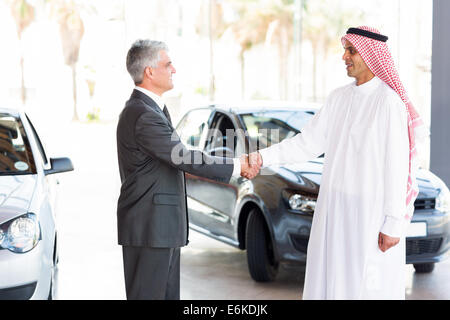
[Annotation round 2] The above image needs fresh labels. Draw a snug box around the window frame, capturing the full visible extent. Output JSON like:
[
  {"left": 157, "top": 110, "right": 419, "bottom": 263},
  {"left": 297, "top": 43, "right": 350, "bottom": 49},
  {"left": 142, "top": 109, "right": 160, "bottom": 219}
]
[
  {"left": 204, "top": 111, "right": 239, "bottom": 157},
  {"left": 25, "top": 114, "right": 50, "bottom": 169},
  {"left": 176, "top": 108, "right": 213, "bottom": 151}
]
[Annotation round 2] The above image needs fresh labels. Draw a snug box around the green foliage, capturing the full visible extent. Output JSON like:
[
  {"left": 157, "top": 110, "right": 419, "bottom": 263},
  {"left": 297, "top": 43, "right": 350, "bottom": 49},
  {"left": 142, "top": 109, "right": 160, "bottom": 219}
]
[
  {"left": 86, "top": 107, "right": 100, "bottom": 122},
  {"left": 302, "top": 0, "right": 366, "bottom": 54},
  {"left": 195, "top": 86, "right": 208, "bottom": 96}
]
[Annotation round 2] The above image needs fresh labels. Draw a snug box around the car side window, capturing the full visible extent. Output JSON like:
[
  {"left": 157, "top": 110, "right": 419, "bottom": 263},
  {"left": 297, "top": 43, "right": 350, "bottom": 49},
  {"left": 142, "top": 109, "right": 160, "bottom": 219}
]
[
  {"left": 176, "top": 109, "right": 211, "bottom": 150},
  {"left": 25, "top": 114, "right": 49, "bottom": 166},
  {"left": 204, "top": 113, "right": 237, "bottom": 157}
]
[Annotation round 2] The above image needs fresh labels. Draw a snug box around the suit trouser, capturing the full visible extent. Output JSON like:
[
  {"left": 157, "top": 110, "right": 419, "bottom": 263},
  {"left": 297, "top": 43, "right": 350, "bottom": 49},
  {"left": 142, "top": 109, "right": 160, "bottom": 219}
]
[{"left": 122, "top": 246, "right": 180, "bottom": 300}]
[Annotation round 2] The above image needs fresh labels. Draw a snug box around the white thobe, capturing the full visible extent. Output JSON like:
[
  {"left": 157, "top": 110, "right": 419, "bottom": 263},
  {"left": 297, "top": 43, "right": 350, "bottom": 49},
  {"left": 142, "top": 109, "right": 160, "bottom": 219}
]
[{"left": 259, "top": 76, "right": 410, "bottom": 299}]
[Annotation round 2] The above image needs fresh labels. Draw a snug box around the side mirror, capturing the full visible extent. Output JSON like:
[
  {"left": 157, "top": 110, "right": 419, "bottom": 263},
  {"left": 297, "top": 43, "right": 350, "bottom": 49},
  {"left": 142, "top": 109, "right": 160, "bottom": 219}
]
[{"left": 44, "top": 157, "right": 74, "bottom": 175}]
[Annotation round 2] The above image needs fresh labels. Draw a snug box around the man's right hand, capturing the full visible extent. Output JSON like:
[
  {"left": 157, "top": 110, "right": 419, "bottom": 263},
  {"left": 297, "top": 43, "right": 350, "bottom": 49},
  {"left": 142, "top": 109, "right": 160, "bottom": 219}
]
[
  {"left": 240, "top": 154, "right": 260, "bottom": 179},
  {"left": 248, "top": 152, "right": 263, "bottom": 168}
]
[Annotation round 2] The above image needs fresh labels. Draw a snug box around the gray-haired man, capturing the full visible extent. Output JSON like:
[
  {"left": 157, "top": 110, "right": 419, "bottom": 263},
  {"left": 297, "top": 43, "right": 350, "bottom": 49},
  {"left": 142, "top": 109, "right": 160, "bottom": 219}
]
[{"left": 116, "top": 40, "right": 257, "bottom": 300}]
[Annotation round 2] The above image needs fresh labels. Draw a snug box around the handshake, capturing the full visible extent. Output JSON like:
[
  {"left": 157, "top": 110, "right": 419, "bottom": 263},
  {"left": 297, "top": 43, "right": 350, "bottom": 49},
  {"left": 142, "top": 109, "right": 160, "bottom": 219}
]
[{"left": 239, "top": 152, "right": 263, "bottom": 179}]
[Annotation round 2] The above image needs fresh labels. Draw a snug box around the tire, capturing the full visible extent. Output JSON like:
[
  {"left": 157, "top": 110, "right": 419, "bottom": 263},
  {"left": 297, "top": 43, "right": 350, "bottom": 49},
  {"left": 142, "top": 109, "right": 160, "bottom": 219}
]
[
  {"left": 246, "top": 209, "right": 279, "bottom": 282},
  {"left": 413, "top": 263, "right": 435, "bottom": 273}
]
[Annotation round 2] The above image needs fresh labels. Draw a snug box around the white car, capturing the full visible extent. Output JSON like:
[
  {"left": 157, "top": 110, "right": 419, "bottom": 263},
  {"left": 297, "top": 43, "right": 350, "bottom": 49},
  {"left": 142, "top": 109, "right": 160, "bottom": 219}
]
[{"left": 0, "top": 109, "right": 73, "bottom": 300}]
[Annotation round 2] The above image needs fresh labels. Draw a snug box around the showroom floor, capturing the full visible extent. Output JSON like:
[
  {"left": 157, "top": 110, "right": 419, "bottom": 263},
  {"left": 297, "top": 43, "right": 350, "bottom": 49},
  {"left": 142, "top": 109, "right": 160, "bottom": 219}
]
[{"left": 44, "top": 121, "right": 450, "bottom": 300}]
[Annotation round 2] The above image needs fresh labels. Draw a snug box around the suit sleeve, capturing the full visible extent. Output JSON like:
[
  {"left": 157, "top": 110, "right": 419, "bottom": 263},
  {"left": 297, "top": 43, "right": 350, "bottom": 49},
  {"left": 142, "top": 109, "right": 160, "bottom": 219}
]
[
  {"left": 258, "top": 102, "right": 329, "bottom": 167},
  {"left": 134, "top": 111, "right": 233, "bottom": 183}
]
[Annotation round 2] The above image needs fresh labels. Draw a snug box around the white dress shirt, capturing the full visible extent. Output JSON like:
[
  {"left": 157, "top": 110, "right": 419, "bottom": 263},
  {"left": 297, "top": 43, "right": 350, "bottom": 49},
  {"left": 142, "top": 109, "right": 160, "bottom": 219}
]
[
  {"left": 134, "top": 86, "right": 165, "bottom": 111},
  {"left": 133, "top": 86, "right": 241, "bottom": 177}
]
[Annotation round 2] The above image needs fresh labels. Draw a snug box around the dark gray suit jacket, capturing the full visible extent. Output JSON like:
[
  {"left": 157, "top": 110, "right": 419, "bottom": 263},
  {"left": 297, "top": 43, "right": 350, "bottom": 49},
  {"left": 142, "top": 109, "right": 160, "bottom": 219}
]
[{"left": 116, "top": 89, "right": 233, "bottom": 248}]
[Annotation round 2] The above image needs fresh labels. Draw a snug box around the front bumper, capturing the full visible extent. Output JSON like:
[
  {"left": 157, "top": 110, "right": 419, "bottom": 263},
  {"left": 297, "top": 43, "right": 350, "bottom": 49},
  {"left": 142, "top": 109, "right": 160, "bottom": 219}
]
[
  {"left": 275, "top": 207, "right": 450, "bottom": 265},
  {"left": 406, "top": 209, "right": 450, "bottom": 264},
  {"left": 0, "top": 242, "right": 51, "bottom": 299},
  {"left": 0, "top": 282, "right": 37, "bottom": 300},
  {"left": 271, "top": 206, "right": 313, "bottom": 263}
]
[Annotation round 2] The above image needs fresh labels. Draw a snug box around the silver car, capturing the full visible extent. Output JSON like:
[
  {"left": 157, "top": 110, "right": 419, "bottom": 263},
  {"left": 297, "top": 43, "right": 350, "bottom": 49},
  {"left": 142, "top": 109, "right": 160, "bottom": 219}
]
[{"left": 0, "top": 109, "right": 73, "bottom": 300}]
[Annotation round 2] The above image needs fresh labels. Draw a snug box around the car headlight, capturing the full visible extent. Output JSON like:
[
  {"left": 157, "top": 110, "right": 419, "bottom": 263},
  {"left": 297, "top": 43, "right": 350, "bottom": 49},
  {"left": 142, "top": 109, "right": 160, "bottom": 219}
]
[
  {"left": 283, "top": 190, "right": 316, "bottom": 214},
  {"left": 436, "top": 185, "right": 450, "bottom": 213},
  {"left": 0, "top": 213, "right": 41, "bottom": 253}
]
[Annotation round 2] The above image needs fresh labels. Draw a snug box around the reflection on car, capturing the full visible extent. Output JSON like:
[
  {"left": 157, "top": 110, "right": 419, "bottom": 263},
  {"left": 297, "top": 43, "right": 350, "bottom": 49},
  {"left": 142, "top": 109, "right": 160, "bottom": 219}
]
[
  {"left": 0, "top": 109, "right": 73, "bottom": 299},
  {"left": 177, "top": 103, "right": 450, "bottom": 282}
]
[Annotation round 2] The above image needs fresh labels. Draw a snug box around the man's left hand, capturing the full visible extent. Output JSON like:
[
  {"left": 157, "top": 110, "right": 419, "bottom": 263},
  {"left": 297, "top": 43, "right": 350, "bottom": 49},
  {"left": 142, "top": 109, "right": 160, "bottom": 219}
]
[{"left": 378, "top": 232, "right": 400, "bottom": 252}]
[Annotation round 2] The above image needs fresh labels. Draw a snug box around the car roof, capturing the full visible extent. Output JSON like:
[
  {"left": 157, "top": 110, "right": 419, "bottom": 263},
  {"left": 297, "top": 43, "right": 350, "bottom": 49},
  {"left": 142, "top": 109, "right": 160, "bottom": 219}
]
[
  {"left": 192, "top": 101, "right": 321, "bottom": 115},
  {"left": 0, "top": 107, "right": 21, "bottom": 117}
]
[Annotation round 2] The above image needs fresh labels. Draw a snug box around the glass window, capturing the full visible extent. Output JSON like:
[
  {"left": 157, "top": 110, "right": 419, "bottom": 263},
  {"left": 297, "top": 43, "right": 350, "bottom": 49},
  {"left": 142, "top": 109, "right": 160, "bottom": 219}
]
[
  {"left": 240, "top": 110, "right": 315, "bottom": 149},
  {"left": 176, "top": 109, "right": 212, "bottom": 149},
  {"left": 0, "top": 114, "right": 36, "bottom": 175},
  {"left": 204, "top": 113, "right": 237, "bottom": 156}
]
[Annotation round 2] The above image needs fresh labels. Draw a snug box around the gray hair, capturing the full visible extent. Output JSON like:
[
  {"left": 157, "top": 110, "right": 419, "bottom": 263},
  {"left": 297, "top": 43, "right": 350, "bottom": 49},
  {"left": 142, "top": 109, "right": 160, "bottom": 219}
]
[{"left": 126, "top": 39, "right": 168, "bottom": 85}]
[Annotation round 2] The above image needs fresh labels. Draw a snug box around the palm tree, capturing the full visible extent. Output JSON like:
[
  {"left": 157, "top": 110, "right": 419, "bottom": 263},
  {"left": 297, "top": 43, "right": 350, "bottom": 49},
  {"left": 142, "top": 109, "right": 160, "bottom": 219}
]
[
  {"left": 262, "top": 1, "right": 295, "bottom": 100},
  {"left": 8, "top": 0, "right": 35, "bottom": 105},
  {"left": 195, "top": 0, "right": 227, "bottom": 100},
  {"left": 229, "top": 0, "right": 295, "bottom": 99},
  {"left": 49, "top": 0, "right": 85, "bottom": 121},
  {"left": 229, "top": 1, "right": 275, "bottom": 99},
  {"left": 302, "top": 0, "right": 365, "bottom": 101}
]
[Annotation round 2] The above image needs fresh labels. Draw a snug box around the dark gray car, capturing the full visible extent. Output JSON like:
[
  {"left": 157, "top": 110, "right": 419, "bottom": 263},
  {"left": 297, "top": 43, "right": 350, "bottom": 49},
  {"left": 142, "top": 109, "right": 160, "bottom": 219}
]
[{"left": 176, "top": 103, "right": 450, "bottom": 282}]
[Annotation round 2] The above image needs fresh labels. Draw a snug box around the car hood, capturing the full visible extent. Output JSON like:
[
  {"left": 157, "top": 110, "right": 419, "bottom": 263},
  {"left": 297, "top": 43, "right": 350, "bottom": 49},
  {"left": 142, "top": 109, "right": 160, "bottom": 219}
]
[
  {"left": 266, "top": 159, "right": 323, "bottom": 190},
  {"left": 0, "top": 175, "right": 36, "bottom": 224},
  {"left": 269, "top": 158, "right": 440, "bottom": 199}
]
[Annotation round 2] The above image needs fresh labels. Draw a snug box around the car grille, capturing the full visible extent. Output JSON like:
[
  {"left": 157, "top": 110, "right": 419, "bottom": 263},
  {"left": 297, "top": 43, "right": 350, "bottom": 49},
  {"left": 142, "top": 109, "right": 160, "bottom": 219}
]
[
  {"left": 406, "top": 238, "right": 442, "bottom": 256},
  {"left": 292, "top": 234, "right": 443, "bottom": 257},
  {"left": 414, "top": 198, "right": 435, "bottom": 210}
]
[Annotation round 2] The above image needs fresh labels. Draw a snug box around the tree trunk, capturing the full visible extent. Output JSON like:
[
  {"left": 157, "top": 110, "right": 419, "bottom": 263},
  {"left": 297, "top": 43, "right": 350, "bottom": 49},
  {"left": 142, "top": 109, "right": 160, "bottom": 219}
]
[
  {"left": 312, "top": 42, "right": 318, "bottom": 102},
  {"left": 20, "top": 56, "right": 26, "bottom": 105},
  {"left": 71, "top": 64, "right": 79, "bottom": 121},
  {"left": 322, "top": 50, "right": 328, "bottom": 101},
  {"left": 240, "top": 48, "right": 245, "bottom": 99},
  {"left": 278, "top": 28, "right": 289, "bottom": 100},
  {"left": 208, "top": 0, "right": 215, "bottom": 101}
]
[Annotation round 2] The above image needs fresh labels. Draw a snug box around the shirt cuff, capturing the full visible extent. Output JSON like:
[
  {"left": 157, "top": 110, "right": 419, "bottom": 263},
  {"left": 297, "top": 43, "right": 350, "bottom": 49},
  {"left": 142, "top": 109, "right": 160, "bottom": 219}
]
[
  {"left": 258, "top": 149, "right": 269, "bottom": 167},
  {"left": 232, "top": 157, "right": 241, "bottom": 177},
  {"left": 380, "top": 216, "right": 405, "bottom": 238}
]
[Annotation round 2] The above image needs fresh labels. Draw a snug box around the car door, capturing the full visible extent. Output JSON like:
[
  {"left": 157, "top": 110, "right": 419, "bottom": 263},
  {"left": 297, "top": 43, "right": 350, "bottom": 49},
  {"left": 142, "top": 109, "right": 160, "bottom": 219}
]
[
  {"left": 176, "top": 108, "right": 217, "bottom": 231},
  {"left": 184, "top": 111, "right": 241, "bottom": 239}
]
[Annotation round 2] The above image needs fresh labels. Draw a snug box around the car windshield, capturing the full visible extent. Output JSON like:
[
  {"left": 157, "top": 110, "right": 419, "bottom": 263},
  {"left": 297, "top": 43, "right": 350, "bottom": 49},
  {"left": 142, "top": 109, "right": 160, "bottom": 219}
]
[
  {"left": 240, "top": 110, "right": 315, "bottom": 149},
  {"left": 0, "top": 113, "right": 36, "bottom": 175}
]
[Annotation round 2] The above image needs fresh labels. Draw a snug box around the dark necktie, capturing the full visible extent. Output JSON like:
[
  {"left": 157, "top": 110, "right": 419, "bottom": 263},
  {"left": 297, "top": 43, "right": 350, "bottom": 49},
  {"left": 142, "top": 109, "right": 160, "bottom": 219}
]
[{"left": 162, "top": 105, "right": 172, "bottom": 125}]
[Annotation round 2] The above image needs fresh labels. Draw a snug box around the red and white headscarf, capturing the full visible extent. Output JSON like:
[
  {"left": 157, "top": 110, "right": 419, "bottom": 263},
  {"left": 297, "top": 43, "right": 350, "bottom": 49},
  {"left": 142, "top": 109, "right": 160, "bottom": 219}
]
[{"left": 342, "top": 26, "right": 428, "bottom": 221}]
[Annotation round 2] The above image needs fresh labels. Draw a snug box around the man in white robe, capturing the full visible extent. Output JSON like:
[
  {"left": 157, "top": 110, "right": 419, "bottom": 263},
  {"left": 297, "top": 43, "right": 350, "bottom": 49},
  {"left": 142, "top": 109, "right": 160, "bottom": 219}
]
[{"left": 247, "top": 26, "right": 426, "bottom": 299}]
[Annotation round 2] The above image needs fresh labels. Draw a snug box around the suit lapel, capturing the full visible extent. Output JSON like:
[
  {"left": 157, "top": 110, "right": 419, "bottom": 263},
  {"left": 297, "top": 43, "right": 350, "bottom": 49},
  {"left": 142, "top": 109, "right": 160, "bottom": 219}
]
[
  {"left": 130, "top": 89, "right": 173, "bottom": 128},
  {"left": 162, "top": 106, "right": 172, "bottom": 125}
]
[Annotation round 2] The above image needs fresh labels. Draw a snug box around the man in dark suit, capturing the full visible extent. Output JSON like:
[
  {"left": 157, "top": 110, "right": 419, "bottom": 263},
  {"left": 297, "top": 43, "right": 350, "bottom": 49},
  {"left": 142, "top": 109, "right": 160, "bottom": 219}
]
[{"left": 116, "top": 40, "right": 259, "bottom": 300}]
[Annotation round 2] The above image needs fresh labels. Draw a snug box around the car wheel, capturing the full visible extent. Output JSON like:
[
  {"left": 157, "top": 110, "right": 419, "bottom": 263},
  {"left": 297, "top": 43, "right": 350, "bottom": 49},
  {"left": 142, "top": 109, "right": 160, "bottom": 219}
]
[
  {"left": 413, "top": 263, "right": 435, "bottom": 273},
  {"left": 246, "top": 209, "right": 279, "bottom": 282}
]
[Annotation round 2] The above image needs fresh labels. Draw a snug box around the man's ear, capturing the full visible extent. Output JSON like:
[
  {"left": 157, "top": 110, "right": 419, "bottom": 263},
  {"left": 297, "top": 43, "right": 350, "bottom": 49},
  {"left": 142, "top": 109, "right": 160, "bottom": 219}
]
[{"left": 144, "top": 66, "right": 153, "bottom": 80}]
